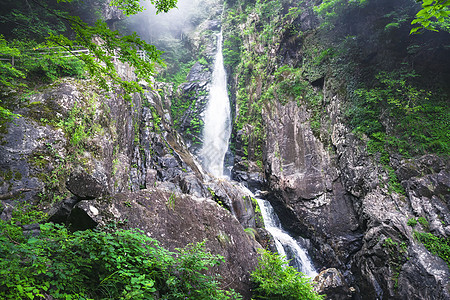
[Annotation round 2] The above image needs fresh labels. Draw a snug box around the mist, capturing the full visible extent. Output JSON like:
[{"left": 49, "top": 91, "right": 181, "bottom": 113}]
[{"left": 124, "top": 0, "right": 215, "bottom": 43}]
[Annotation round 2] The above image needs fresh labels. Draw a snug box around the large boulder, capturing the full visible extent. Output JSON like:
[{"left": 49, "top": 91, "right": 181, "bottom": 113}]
[
  {"left": 67, "top": 188, "right": 261, "bottom": 298},
  {"left": 314, "top": 268, "right": 353, "bottom": 300}
]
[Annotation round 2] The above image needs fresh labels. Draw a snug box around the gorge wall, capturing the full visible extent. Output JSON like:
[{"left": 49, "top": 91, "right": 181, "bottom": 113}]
[
  {"left": 0, "top": 0, "right": 449, "bottom": 299},
  {"left": 220, "top": 0, "right": 450, "bottom": 299}
]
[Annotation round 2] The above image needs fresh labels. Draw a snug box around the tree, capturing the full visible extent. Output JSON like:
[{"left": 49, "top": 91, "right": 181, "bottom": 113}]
[
  {"left": 0, "top": 0, "right": 178, "bottom": 121},
  {"left": 313, "top": 0, "right": 450, "bottom": 33},
  {"left": 411, "top": 0, "right": 450, "bottom": 33}
]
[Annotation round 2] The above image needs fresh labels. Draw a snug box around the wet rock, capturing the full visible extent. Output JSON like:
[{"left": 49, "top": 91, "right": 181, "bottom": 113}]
[
  {"left": 22, "top": 223, "right": 41, "bottom": 237},
  {"left": 255, "top": 228, "right": 277, "bottom": 253},
  {"left": 69, "top": 189, "right": 261, "bottom": 298},
  {"left": 186, "top": 62, "right": 211, "bottom": 82},
  {"left": 0, "top": 203, "right": 13, "bottom": 222},
  {"left": 314, "top": 268, "right": 353, "bottom": 300},
  {"left": 259, "top": 80, "right": 450, "bottom": 300},
  {"left": 206, "top": 179, "right": 257, "bottom": 228},
  {"left": 232, "top": 170, "right": 265, "bottom": 191},
  {"left": 397, "top": 244, "right": 450, "bottom": 300},
  {"left": 179, "top": 174, "right": 209, "bottom": 198},
  {"left": 66, "top": 172, "right": 108, "bottom": 199},
  {"left": 47, "top": 196, "right": 81, "bottom": 224}
]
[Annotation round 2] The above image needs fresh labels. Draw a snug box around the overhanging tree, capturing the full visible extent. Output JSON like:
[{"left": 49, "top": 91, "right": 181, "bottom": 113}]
[
  {"left": 0, "top": 0, "right": 178, "bottom": 121},
  {"left": 411, "top": 0, "right": 450, "bottom": 33}
]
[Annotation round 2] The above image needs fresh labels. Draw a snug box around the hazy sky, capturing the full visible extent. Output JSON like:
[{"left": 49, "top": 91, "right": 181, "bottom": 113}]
[{"left": 128, "top": 0, "right": 214, "bottom": 43}]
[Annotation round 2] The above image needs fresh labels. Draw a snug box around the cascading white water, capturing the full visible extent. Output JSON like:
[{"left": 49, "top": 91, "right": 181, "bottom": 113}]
[
  {"left": 200, "top": 31, "right": 231, "bottom": 178},
  {"left": 256, "top": 198, "right": 317, "bottom": 277},
  {"left": 199, "top": 29, "right": 316, "bottom": 278}
]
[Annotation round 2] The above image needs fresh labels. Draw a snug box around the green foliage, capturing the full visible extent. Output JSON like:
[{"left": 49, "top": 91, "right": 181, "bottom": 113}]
[
  {"left": 0, "top": 104, "right": 20, "bottom": 123},
  {"left": 0, "top": 0, "right": 180, "bottom": 101},
  {"left": 223, "top": 35, "right": 242, "bottom": 68},
  {"left": 407, "top": 218, "right": 418, "bottom": 227},
  {"left": 313, "top": 0, "right": 368, "bottom": 27},
  {"left": 263, "top": 65, "right": 323, "bottom": 136},
  {"left": 0, "top": 37, "right": 25, "bottom": 88},
  {"left": 347, "top": 69, "right": 449, "bottom": 191},
  {"left": 157, "top": 60, "right": 194, "bottom": 88},
  {"left": 0, "top": 223, "right": 241, "bottom": 299},
  {"left": 413, "top": 231, "right": 450, "bottom": 268},
  {"left": 251, "top": 249, "right": 324, "bottom": 300},
  {"left": 417, "top": 216, "right": 430, "bottom": 230},
  {"left": 411, "top": 0, "right": 450, "bottom": 33},
  {"left": 0, "top": 37, "right": 86, "bottom": 121},
  {"left": 167, "top": 192, "right": 176, "bottom": 210},
  {"left": 57, "top": 96, "right": 100, "bottom": 148},
  {"left": 0, "top": 203, "right": 47, "bottom": 243},
  {"left": 0, "top": 39, "right": 86, "bottom": 84},
  {"left": 382, "top": 237, "right": 408, "bottom": 289},
  {"left": 348, "top": 70, "right": 450, "bottom": 194},
  {"left": 244, "top": 227, "right": 258, "bottom": 240},
  {"left": 0, "top": 1, "right": 69, "bottom": 41},
  {"left": 207, "top": 187, "right": 227, "bottom": 209},
  {"left": 313, "top": 0, "right": 450, "bottom": 33}
]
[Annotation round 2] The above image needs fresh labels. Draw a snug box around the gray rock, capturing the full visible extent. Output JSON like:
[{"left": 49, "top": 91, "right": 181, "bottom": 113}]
[
  {"left": 68, "top": 189, "right": 261, "bottom": 298},
  {"left": 314, "top": 268, "right": 353, "bottom": 300},
  {"left": 397, "top": 244, "right": 450, "bottom": 300},
  {"left": 66, "top": 172, "right": 108, "bottom": 199}
]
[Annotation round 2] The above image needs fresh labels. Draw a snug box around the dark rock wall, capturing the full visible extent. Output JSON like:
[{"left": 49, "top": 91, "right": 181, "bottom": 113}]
[
  {"left": 0, "top": 67, "right": 261, "bottom": 297},
  {"left": 223, "top": 0, "right": 450, "bottom": 299}
]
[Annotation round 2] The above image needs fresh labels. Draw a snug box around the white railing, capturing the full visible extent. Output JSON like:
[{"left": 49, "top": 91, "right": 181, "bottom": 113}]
[{"left": 0, "top": 47, "right": 151, "bottom": 66}]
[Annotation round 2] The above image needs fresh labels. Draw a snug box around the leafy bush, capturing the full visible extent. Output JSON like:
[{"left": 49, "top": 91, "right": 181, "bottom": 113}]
[
  {"left": 251, "top": 249, "right": 324, "bottom": 300},
  {"left": 20, "top": 51, "right": 86, "bottom": 83},
  {"left": 407, "top": 218, "right": 417, "bottom": 227},
  {"left": 0, "top": 223, "right": 242, "bottom": 300},
  {"left": 313, "top": 0, "right": 368, "bottom": 28},
  {"left": 417, "top": 216, "right": 430, "bottom": 230},
  {"left": 347, "top": 69, "right": 449, "bottom": 194},
  {"left": 413, "top": 231, "right": 450, "bottom": 268},
  {"left": 223, "top": 35, "right": 242, "bottom": 68},
  {"left": 1, "top": 39, "right": 86, "bottom": 86}
]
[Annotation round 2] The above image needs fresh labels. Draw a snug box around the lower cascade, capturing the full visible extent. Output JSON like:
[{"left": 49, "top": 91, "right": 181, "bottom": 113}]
[
  {"left": 256, "top": 198, "right": 317, "bottom": 277},
  {"left": 237, "top": 185, "right": 318, "bottom": 277}
]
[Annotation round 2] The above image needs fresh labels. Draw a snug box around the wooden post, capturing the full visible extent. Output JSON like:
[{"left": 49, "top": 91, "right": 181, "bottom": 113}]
[{"left": 11, "top": 56, "right": 14, "bottom": 66}]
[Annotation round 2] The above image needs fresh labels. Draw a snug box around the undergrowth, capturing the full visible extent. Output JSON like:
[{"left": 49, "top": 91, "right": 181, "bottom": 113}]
[
  {"left": 0, "top": 222, "right": 242, "bottom": 300},
  {"left": 347, "top": 69, "right": 449, "bottom": 194},
  {"left": 251, "top": 249, "right": 324, "bottom": 300}
]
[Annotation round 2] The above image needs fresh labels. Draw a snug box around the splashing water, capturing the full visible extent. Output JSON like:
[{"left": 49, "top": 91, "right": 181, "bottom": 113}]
[{"left": 256, "top": 198, "right": 317, "bottom": 277}]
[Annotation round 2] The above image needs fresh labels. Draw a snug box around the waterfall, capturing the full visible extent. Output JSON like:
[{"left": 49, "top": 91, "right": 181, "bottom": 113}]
[
  {"left": 200, "top": 29, "right": 316, "bottom": 278},
  {"left": 256, "top": 197, "right": 317, "bottom": 277},
  {"left": 200, "top": 31, "right": 231, "bottom": 178}
]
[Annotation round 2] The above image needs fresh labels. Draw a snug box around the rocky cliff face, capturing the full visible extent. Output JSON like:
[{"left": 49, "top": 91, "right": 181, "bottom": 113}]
[
  {"left": 0, "top": 71, "right": 262, "bottom": 297},
  {"left": 223, "top": 0, "right": 450, "bottom": 299}
]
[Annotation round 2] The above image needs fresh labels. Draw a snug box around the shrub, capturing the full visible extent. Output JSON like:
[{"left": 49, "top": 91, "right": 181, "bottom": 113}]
[
  {"left": 417, "top": 217, "right": 429, "bottom": 230},
  {"left": 413, "top": 231, "right": 450, "bottom": 268},
  {"left": 407, "top": 218, "right": 417, "bottom": 227},
  {"left": 251, "top": 249, "right": 324, "bottom": 300},
  {"left": 0, "top": 223, "right": 242, "bottom": 299}
]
